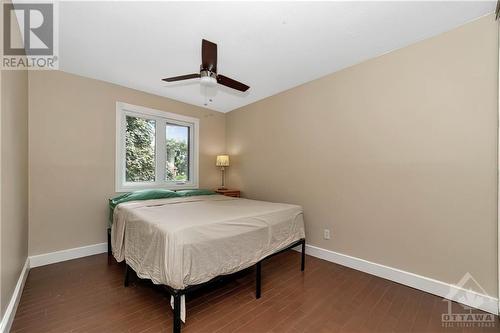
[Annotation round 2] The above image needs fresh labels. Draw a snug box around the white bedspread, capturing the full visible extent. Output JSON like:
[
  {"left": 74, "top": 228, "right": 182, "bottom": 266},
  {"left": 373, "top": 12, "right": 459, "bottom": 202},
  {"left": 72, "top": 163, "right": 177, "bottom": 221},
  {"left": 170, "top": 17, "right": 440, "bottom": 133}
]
[{"left": 112, "top": 195, "right": 305, "bottom": 291}]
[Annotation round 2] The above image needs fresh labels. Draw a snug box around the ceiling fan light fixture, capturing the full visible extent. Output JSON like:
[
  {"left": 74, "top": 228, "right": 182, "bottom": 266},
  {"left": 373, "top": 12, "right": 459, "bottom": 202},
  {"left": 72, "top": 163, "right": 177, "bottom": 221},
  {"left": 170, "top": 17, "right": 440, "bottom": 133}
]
[
  {"left": 162, "top": 39, "right": 250, "bottom": 93},
  {"left": 200, "top": 70, "right": 217, "bottom": 87}
]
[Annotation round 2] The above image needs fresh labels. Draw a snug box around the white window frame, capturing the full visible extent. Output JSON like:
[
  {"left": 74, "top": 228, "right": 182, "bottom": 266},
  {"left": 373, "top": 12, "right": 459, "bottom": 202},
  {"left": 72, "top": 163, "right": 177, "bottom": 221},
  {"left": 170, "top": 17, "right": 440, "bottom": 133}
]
[{"left": 115, "top": 102, "right": 199, "bottom": 192}]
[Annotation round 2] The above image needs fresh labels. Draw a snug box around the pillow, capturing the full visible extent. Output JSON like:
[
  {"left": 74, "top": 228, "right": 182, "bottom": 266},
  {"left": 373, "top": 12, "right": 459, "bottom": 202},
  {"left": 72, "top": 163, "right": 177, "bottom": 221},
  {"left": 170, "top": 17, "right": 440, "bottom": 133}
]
[
  {"left": 175, "top": 189, "right": 216, "bottom": 197},
  {"left": 109, "top": 189, "right": 181, "bottom": 222}
]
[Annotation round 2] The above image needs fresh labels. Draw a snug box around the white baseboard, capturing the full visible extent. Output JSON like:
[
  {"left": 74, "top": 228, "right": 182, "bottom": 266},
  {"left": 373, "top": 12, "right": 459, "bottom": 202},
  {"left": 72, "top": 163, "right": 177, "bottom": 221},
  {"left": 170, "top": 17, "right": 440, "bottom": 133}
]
[
  {"left": 0, "top": 258, "right": 30, "bottom": 333},
  {"left": 295, "top": 244, "right": 498, "bottom": 315},
  {"left": 29, "top": 242, "right": 107, "bottom": 268}
]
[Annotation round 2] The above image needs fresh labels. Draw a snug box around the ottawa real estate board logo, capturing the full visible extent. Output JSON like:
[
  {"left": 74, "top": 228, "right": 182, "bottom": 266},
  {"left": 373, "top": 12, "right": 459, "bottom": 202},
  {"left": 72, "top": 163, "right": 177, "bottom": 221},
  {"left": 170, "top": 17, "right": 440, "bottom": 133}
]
[
  {"left": 2, "top": 2, "right": 58, "bottom": 69},
  {"left": 441, "top": 273, "right": 496, "bottom": 329}
]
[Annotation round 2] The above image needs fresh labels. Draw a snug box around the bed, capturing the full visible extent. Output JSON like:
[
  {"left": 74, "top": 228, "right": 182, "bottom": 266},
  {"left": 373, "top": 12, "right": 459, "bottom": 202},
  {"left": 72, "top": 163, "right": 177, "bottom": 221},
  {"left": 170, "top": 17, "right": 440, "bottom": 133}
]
[{"left": 110, "top": 194, "right": 305, "bottom": 333}]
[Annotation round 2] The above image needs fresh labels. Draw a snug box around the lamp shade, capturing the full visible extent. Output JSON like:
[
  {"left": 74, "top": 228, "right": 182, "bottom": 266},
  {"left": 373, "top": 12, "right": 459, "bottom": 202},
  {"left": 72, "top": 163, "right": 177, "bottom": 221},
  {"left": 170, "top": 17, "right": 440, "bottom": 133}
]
[{"left": 216, "top": 155, "right": 230, "bottom": 167}]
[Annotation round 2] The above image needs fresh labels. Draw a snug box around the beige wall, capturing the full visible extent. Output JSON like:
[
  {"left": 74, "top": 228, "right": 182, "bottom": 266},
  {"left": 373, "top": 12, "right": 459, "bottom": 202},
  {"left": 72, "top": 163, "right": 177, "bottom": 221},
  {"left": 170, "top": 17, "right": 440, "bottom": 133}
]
[
  {"left": 28, "top": 70, "right": 226, "bottom": 255},
  {"left": 227, "top": 16, "right": 498, "bottom": 295},
  {"left": 1, "top": 68, "right": 29, "bottom": 315},
  {"left": 0, "top": 2, "right": 30, "bottom": 316}
]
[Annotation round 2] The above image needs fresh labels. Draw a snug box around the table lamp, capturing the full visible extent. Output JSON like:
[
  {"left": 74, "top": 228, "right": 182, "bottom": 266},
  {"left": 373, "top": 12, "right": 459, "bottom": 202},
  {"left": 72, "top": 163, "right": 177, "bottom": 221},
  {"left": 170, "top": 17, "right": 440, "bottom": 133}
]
[{"left": 216, "top": 155, "right": 230, "bottom": 189}]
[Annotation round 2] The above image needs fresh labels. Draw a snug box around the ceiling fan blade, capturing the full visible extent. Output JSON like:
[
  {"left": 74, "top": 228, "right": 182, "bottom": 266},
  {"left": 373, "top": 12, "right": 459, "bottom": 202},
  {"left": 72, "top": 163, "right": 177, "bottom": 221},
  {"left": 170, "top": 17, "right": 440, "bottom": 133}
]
[
  {"left": 217, "top": 75, "right": 249, "bottom": 92},
  {"left": 162, "top": 73, "right": 200, "bottom": 82},
  {"left": 202, "top": 39, "right": 217, "bottom": 72}
]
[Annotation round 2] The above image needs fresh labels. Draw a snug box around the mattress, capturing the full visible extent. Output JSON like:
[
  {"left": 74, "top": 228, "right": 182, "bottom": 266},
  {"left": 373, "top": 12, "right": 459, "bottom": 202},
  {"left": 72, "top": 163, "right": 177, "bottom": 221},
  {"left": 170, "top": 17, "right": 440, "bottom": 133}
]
[{"left": 111, "top": 194, "right": 305, "bottom": 290}]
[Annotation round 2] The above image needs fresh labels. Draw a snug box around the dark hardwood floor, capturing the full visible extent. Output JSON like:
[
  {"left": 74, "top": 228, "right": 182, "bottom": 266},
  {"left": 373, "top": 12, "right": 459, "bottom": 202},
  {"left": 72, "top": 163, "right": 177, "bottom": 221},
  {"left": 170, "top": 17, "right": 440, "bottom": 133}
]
[{"left": 11, "top": 251, "right": 499, "bottom": 333}]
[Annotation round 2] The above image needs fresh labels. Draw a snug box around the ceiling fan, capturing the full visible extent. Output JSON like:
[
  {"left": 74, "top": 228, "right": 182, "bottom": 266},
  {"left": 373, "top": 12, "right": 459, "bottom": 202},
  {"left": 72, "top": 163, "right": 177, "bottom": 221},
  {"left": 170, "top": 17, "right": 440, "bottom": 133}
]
[{"left": 162, "top": 39, "right": 250, "bottom": 92}]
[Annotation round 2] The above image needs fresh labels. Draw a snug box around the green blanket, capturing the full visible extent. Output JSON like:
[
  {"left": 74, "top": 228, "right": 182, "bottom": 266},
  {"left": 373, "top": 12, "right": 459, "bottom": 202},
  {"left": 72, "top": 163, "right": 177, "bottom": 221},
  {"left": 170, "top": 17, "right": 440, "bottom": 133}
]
[
  {"left": 175, "top": 189, "right": 216, "bottom": 197},
  {"left": 108, "top": 189, "right": 181, "bottom": 223},
  {"left": 108, "top": 189, "right": 217, "bottom": 224}
]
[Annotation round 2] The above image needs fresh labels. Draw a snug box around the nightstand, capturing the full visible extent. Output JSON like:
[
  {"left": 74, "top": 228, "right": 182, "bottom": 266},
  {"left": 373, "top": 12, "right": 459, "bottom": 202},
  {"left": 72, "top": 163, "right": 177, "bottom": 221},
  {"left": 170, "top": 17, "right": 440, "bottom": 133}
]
[{"left": 215, "top": 189, "right": 240, "bottom": 197}]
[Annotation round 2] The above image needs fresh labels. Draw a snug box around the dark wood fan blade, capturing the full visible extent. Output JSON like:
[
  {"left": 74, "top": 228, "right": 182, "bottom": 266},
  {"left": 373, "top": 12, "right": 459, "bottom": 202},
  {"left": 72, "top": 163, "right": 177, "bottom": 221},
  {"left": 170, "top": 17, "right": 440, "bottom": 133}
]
[
  {"left": 162, "top": 73, "right": 200, "bottom": 82},
  {"left": 202, "top": 39, "right": 217, "bottom": 72},
  {"left": 217, "top": 75, "right": 249, "bottom": 92}
]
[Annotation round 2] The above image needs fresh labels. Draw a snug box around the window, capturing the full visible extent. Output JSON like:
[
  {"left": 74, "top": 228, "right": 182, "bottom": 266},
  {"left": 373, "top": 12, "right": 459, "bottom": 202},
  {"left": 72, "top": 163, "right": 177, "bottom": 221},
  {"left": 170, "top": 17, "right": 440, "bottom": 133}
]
[
  {"left": 166, "top": 123, "right": 189, "bottom": 182},
  {"left": 125, "top": 116, "right": 156, "bottom": 183},
  {"left": 116, "top": 102, "right": 199, "bottom": 192}
]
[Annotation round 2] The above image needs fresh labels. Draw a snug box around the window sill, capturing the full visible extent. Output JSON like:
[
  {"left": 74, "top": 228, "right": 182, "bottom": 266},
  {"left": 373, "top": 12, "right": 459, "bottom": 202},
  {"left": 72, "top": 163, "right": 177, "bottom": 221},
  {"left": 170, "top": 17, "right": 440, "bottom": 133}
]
[{"left": 115, "top": 182, "right": 199, "bottom": 193}]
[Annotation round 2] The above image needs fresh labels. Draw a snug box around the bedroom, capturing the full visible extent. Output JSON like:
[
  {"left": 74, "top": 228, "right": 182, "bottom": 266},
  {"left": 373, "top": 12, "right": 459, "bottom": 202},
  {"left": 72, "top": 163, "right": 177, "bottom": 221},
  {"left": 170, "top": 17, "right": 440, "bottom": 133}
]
[{"left": 1, "top": 1, "right": 499, "bottom": 332}]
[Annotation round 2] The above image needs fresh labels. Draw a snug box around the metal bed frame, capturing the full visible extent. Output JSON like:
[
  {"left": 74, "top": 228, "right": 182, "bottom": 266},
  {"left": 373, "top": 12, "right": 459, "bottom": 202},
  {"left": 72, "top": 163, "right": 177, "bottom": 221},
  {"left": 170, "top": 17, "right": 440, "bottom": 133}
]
[{"left": 119, "top": 236, "right": 306, "bottom": 333}]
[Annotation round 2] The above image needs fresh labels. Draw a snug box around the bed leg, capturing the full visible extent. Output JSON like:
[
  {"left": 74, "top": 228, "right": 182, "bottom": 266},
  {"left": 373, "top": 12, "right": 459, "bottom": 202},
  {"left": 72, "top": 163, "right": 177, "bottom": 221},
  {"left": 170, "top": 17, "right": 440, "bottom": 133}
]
[
  {"left": 173, "top": 293, "right": 181, "bottom": 333},
  {"left": 256, "top": 261, "right": 261, "bottom": 299},
  {"left": 124, "top": 264, "right": 130, "bottom": 287},
  {"left": 107, "top": 228, "right": 111, "bottom": 256},
  {"left": 301, "top": 239, "right": 305, "bottom": 271}
]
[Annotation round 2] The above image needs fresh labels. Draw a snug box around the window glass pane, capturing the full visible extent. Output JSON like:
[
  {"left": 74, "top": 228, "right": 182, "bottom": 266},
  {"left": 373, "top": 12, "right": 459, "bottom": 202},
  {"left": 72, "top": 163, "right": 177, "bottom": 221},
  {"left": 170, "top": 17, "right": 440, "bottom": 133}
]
[
  {"left": 166, "top": 124, "right": 189, "bottom": 182},
  {"left": 125, "top": 116, "right": 156, "bottom": 182}
]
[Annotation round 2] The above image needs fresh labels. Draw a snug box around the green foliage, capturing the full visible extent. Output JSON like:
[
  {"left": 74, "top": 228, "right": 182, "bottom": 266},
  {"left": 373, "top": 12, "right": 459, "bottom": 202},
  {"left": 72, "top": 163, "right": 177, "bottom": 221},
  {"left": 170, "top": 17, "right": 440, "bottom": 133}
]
[
  {"left": 125, "top": 116, "right": 189, "bottom": 183},
  {"left": 166, "top": 139, "right": 188, "bottom": 181},
  {"left": 125, "top": 116, "right": 155, "bottom": 182}
]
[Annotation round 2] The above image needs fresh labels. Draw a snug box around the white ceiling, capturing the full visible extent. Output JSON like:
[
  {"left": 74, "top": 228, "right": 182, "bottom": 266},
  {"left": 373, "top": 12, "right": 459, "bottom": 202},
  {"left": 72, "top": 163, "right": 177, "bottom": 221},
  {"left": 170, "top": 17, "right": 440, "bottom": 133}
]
[{"left": 58, "top": 1, "right": 496, "bottom": 113}]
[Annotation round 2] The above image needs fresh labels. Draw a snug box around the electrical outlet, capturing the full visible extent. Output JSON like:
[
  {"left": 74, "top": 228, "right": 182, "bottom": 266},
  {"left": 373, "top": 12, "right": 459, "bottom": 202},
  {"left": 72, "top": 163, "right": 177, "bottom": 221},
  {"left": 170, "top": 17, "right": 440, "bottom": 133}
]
[{"left": 323, "top": 229, "right": 331, "bottom": 240}]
